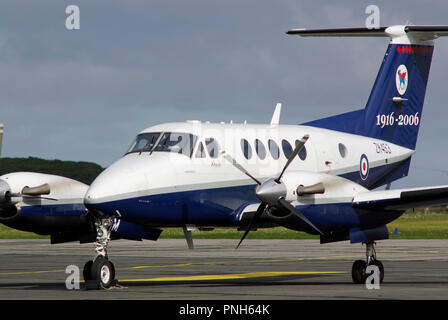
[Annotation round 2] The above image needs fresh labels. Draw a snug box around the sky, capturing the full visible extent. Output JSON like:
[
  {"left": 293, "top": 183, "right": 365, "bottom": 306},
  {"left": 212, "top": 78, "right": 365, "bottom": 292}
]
[{"left": 0, "top": 0, "right": 447, "bottom": 188}]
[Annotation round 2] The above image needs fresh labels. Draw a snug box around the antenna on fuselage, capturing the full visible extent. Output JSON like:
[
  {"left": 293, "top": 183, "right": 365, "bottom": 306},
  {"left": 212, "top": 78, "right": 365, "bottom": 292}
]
[{"left": 270, "top": 103, "right": 282, "bottom": 125}]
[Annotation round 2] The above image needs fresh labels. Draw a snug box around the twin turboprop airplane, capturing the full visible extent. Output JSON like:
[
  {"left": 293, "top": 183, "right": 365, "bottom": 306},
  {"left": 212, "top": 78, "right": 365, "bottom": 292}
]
[{"left": 1, "top": 25, "right": 448, "bottom": 288}]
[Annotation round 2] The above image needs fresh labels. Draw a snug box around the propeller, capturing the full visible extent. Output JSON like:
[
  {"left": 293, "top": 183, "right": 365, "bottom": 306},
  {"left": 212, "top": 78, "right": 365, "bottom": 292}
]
[
  {"left": 224, "top": 134, "right": 324, "bottom": 248},
  {"left": 222, "top": 154, "right": 262, "bottom": 185}
]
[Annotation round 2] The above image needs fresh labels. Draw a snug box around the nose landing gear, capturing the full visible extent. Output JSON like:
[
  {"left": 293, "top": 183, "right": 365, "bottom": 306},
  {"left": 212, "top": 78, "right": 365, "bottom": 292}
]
[
  {"left": 83, "top": 216, "right": 117, "bottom": 289},
  {"left": 352, "top": 241, "right": 384, "bottom": 284}
]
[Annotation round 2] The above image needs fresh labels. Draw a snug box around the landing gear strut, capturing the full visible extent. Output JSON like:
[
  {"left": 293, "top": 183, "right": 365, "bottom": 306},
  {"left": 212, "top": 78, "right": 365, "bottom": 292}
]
[
  {"left": 83, "top": 216, "right": 117, "bottom": 289},
  {"left": 351, "top": 241, "right": 384, "bottom": 284}
]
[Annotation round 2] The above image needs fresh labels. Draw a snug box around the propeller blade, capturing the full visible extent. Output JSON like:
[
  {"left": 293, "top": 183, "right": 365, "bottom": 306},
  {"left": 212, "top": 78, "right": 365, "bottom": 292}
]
[
  {"left": 236, "top": 203, "right": 266, "bottom": 249},
  {"left": 276, "top": 134, "right": 309, "bottom": 183},
  {"left": 223, "top": 154, "right": 262, "bottom": 185},
  {"left": 277, "top": 198, "right": 324, "bottom": 236}
]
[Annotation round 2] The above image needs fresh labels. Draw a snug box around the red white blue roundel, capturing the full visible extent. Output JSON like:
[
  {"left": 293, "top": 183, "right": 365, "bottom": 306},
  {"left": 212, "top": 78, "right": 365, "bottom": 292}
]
[
  {"left": 396, "top": 64, "right": 408, "bottom": 96},
  {"left": 360, "top": 154, "right": 369, "bottom": 180}
]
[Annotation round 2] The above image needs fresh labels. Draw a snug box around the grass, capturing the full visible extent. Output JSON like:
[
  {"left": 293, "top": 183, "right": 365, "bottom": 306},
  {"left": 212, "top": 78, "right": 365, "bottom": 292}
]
[
  {"left": 0, "top": 224, "right": 48, "bottom": 239},
  {"left": 1, "top": 208, "right": 447, "bottom": 240},
  {"left": 386, "top": 209, "right": 448, "bottom": 239}
]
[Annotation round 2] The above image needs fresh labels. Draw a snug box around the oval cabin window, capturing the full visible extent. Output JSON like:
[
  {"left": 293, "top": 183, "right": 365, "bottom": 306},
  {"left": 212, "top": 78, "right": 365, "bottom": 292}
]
[{"left": 240, "top": 139, "right": 252, "bottom": 160}]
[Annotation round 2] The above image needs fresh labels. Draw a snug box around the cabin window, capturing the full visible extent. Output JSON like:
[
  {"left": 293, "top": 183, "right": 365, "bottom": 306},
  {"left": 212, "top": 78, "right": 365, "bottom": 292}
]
[
  {"left": 338, "top": 143, "right": 347, "bottom": 158},
  {"left": 295, "top": 139, "right": 307, "bottom": 161},
  {"left": 281, "top": 139, "right": 293, "bottom": 158},
  {"left": 126, "top": 132, "right": 161, "bottom": 154},
  {"left": 255, "top": 139, "right": 266, "bottom": 160},
  {"left": 240, "top": 139, "right": 252, "bottom": 160},
  {"left": 268, "top": 139, "right": 280, "bottom": 160},
  {"left": 205, "top": 138, "right": 219, "bottom": 158},
  {"left": 152, "top": 132, "right": 197, "bottom": 157}
]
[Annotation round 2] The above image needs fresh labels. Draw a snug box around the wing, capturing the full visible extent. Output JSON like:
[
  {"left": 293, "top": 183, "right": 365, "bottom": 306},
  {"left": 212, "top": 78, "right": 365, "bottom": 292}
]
[{"left": 353, "top": 185, "right": 448, "bottom": 210}]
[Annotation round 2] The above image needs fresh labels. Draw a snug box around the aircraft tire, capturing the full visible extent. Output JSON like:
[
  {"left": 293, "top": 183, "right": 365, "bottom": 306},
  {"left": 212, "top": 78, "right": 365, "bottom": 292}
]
[
  {"left": 351, "top": 260, "right": 367, "bottom": 284},
  {"left": 90, "top": 256, "right": 115, "bottom": 288}
]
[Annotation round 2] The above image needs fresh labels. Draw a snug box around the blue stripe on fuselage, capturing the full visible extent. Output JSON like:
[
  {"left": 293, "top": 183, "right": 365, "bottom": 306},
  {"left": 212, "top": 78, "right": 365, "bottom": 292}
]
[
  {"left": 85, "top": 161, "right": 406, "bottom": 230},
  {"left": 21, "top": 161, "right": 406, "bottom": 232}
]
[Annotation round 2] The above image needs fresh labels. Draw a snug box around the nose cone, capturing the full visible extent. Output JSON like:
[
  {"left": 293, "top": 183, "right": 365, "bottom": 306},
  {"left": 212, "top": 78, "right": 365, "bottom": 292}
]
[
  {"left": 84, "top": 155, "right": 150, "bottom": 213},
  {"left": 256, "top": 178, "right": 286, "bottom": 205},
  {"left": 84, "top": 153, "right": 175, "bottom": 216}
]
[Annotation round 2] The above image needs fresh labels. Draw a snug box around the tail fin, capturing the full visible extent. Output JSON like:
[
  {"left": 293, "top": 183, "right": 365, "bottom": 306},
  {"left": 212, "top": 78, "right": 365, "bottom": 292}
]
[{"left": 291, "top": 25, "right": 448, "bottom": 150}]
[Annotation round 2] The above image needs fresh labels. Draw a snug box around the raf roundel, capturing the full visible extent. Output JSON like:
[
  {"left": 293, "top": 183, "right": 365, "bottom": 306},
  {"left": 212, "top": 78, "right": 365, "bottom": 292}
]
[
  {"left": 395, "top": 64, "right": 408, "bottom": 96},
  {"left": 360, "top": 154, "right": 369, "bottom": 181}
]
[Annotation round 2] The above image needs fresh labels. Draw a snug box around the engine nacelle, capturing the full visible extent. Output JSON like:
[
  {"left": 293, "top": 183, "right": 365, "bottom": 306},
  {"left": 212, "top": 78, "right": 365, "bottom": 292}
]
[
  {"left": 0, "top": 172, "right": 88, "bottom": 203},
  {"left": 279, "top": 171, "right": 368, "bottom": 204},
  {"left": 0, "top": 172, "right": 89, "bottom": 230}
]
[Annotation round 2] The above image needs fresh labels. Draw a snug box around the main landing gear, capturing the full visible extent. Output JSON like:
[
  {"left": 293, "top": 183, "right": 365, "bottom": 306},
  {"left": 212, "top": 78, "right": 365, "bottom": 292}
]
[
  {"left": 83, "top": 216, "right": 117, "bottom": 289},
  {"left": 351, "top": 241, "right": 384, "bottom": 284}
]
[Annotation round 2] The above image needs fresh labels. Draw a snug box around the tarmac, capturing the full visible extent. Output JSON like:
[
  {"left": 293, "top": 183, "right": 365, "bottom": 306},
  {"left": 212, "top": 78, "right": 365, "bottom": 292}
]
[{"left": 0, "top": 238, "right": 447, "bottom": 301}]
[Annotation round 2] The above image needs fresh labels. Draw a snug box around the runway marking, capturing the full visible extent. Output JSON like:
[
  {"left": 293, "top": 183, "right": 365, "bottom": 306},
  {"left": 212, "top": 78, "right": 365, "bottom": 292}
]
[
  {"left": 0, "top": 251, "right": 444, "bottom": 277},
  {"left": 0, "top": 255, "right": 355, "bottom": 277},
  {"left": 129, "top": 255, "right": 361, "bottom": 270},
  {"left": 121, "top": 271, "right": 346, "bottom": 282},
  {"left": 0, "top": 269, "right": 65, "bottom": 276}
]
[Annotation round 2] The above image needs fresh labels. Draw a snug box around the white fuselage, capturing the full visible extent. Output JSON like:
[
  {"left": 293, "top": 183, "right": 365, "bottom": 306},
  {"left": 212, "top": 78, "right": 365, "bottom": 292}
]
[{"left": 85, "top": 121, "right": 413, "bottom": 208}]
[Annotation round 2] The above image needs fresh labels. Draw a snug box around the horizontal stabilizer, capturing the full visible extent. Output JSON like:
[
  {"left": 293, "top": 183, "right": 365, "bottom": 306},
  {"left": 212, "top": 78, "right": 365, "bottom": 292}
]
[
  {"left": 287, "top": 27, "right": 387, "bottom": 37},
  {"left": 287, "top": 25, "right": 448, "bottom": 41}
]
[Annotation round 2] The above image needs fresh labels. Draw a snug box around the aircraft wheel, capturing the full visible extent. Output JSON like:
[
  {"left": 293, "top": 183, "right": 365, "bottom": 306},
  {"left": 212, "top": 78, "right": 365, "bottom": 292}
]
[
  {"left": 351, "top": 259, "right": 367, "bottom": 284},
  {"left": 90, "top": 256, "right": 115, "bottom": 288}
]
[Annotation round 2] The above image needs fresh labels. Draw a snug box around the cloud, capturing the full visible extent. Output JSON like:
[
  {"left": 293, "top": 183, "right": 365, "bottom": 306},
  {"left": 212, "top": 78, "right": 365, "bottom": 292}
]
[{"left": 0, "top": 1, "right": 447, "bottom": 188}]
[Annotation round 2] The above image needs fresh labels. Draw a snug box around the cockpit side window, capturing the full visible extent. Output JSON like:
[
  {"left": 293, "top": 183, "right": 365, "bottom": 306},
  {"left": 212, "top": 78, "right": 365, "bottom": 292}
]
[
  {"left": 205, "top": 138, "right": 219, "bottom": 158},
  {"left": 195, "top": 142, "right": 206, "bottom": 158},
  {"left": 126, "top": 132, "right": 161, "bottom": 154},
  {"left": 153, "top": 132, "right": 198, "bottom": 157}
]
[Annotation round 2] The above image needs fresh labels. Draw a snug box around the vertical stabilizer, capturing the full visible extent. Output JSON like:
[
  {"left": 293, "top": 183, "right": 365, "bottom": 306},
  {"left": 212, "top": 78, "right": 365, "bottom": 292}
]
[{"left": 289, "top": 26, "right": 448, "bottom": 150}]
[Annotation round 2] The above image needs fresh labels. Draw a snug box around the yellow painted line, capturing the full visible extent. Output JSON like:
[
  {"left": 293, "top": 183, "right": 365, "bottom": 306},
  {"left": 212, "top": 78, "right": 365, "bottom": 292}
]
[
  {"left": 0, "top": 269, "right": 65, "bottom": 276},
  {"left": 129, "top": 255, "right": 362, "bottom": 270},
  {"left": 122, "top": 271, "right": 346, "bottom": 282}
]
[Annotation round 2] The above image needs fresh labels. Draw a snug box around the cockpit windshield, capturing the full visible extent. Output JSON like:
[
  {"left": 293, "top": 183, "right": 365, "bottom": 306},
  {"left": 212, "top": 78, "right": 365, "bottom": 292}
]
[
  {"left": 126, "top": 132, "right": 197, "bottom": 157},
  {"left": 153, "top": 132, "right": 197, "bottom": 157},
  {"left": 126, "top": 132, "right": 161, "bottom": 154}
]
